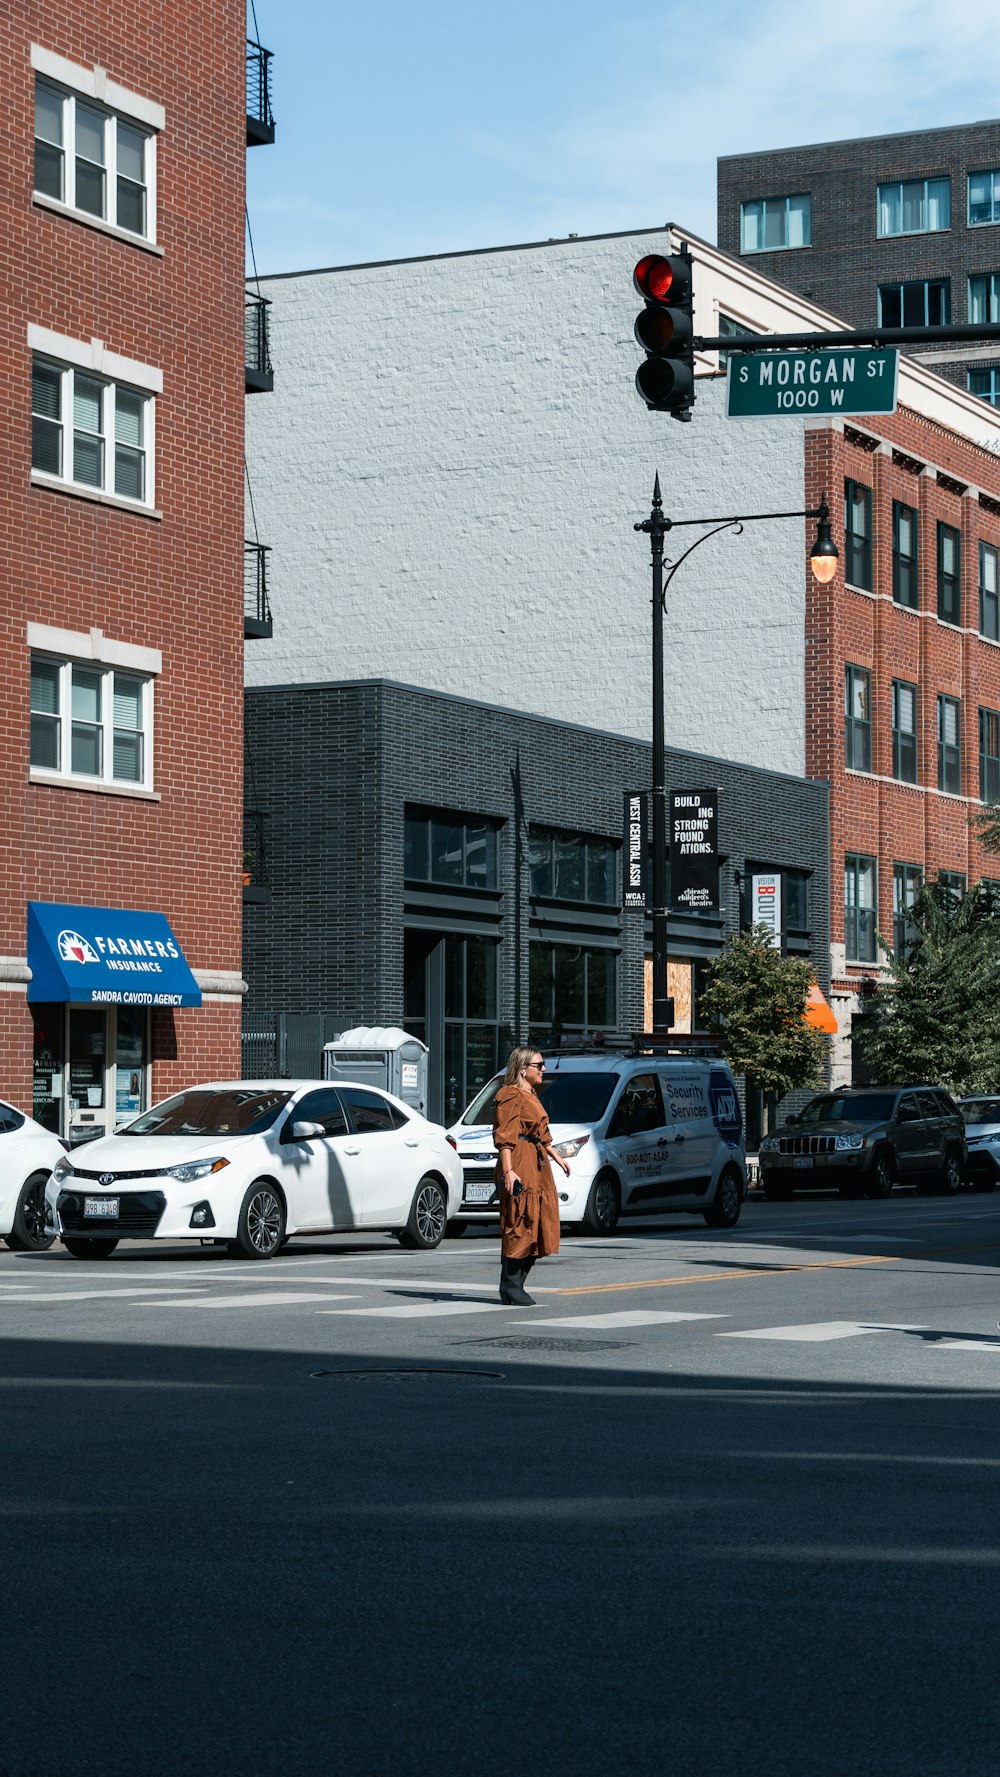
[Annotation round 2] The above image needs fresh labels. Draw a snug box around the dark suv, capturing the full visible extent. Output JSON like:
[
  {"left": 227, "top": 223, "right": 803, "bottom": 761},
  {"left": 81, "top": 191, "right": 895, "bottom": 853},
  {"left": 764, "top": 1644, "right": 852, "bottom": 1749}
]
[{"left": 758, "top": 1086, "right": 966, "bottom": 1200}]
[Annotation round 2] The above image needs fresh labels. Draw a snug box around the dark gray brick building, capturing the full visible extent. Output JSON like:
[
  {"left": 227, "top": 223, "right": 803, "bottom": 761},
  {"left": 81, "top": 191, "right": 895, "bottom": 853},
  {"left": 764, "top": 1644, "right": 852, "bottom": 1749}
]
[
  {"left": 717, "top": 123, "right": 1000, "bottom": 405},
  {"left": 243, "top": 679, "right": 830, "bottom": 1130}
]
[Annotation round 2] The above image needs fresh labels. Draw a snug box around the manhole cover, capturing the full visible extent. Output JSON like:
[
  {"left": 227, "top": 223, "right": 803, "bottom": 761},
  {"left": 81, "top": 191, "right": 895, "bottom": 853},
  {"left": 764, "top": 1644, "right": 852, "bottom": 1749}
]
[
  {"left": 310, "top": 1366, "right": 504, "bottom": 1382},
  {"left": 453, "top": 1337, "right": 634, "bottom": 1353}
]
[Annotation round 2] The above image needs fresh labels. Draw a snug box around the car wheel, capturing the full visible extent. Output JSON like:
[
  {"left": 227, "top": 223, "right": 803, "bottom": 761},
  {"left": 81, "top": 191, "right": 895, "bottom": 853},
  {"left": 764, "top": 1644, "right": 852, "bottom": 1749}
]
[
  {"left": 62, "top": 1237, "right": 119, "bottom": 1259},
  {"left": 5, "top": 1172, "right": 56, "bottom": 1252},
  {"left": 703, "top": 1167, "right": 743, "bottom": 1228},
  {"left": 938, "top": 1149, "right": 964, "bottom": 1195},
  {"left": 396, "top": 1176, "right": 448, "bottom": 1250},
  {"left": 582, "top": 1170, "right": 620, "bottom": 1236},
  {"left": 760, "top": 1176, "right": 793, "bottom": 1202},
  {"left": 865, "top": 1152, "right": 895, "bottom": 1199},
  {"left": 227, "top": 1181, "right": 285, "bottom": 1259},
  {"left": 444, "top": 1219, "right": 467, "bottom": 1238}
]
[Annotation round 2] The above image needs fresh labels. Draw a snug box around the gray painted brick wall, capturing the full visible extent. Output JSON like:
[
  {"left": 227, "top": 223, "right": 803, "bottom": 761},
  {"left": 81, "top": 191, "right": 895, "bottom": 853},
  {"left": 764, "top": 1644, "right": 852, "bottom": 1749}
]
[{"left": 245, "top": 230, "right": 816, "bottom": 779}]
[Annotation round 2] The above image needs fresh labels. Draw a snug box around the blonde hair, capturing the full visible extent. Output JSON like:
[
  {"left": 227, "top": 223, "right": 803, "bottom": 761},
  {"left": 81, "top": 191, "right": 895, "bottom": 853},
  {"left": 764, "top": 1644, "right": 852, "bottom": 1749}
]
[{"left": 504, "top": 1045, "right": 541, "bottom": 1086}]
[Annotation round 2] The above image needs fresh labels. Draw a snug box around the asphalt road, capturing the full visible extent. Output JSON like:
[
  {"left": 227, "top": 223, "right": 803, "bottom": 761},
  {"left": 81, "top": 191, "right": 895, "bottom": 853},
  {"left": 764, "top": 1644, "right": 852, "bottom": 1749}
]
[{"left": 4, "top": 1189, "right": 1000, "bottom": 1777}]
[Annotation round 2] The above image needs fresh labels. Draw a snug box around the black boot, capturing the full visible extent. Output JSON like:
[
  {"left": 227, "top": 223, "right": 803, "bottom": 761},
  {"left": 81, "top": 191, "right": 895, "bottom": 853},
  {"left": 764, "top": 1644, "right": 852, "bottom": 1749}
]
[{"left": 499, "top": 1256, "right": 535, "bottom": 1306}]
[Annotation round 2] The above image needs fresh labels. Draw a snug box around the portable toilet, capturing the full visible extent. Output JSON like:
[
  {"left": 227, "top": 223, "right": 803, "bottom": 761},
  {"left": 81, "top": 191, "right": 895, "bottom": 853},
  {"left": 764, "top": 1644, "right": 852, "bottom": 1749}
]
[{"left": 322, "top": 1026, "right": 429, "bottom": 1118}]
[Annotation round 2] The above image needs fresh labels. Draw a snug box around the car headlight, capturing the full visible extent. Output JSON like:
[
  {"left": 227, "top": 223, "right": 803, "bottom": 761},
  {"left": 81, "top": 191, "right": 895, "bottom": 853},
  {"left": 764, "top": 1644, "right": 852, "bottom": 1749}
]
[
  {"left": 553, "top": 1135, "right": 590, "bottom": 1160},
  {"left": 834, "top": 1133, "right": 865, "bottom": 1151},
  {"left": 166, "top": 1157, "right": 230, "bottom": 1183},
  {"left": 52, "top": 1155, "right": 75, "bottom": 1182},
  {"left": 759, "top": 1135, "right": 779, "bottom": 1153}
]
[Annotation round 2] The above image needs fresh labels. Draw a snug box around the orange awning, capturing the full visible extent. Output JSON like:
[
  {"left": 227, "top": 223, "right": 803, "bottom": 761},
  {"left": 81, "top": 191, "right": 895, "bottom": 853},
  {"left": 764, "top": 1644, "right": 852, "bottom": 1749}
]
[{"left": 804, "top": 981, "right": 838, "bottom": 1034}]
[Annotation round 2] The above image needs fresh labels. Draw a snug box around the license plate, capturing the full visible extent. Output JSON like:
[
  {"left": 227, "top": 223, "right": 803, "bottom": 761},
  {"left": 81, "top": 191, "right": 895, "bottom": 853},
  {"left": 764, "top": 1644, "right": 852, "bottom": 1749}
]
[
  {"left": 464, "top": 1181, "right": 494, "bottom": 1203},
  {"left": 84, "top": 1196, "right": 119, "bottom": 1218},
  {"left": 793, "top": 1156, "right": 813, "bottom": 1170}
]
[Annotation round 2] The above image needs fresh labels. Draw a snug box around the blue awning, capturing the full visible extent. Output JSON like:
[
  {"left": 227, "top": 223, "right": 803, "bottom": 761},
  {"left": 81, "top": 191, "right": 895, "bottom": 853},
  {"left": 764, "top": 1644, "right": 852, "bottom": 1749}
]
[{"left": 27, "top": 902, "right": 202, "bottom": 1008}]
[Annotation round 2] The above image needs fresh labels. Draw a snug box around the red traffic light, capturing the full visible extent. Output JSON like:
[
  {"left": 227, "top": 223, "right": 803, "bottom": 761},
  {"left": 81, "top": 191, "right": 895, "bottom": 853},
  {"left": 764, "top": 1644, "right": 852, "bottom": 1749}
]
[{"left": 633, "top": 254, "right": 691, "bottom": 306}]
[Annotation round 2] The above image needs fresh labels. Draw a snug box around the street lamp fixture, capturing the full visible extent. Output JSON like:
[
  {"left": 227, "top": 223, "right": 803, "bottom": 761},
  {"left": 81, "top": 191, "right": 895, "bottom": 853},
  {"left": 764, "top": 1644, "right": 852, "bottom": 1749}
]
[
  {"left": 635, "top": 478, "right": 840, "bottom": 1034},
  {"left": 809, "top": 498, "right": 839, "bottom": 584}
]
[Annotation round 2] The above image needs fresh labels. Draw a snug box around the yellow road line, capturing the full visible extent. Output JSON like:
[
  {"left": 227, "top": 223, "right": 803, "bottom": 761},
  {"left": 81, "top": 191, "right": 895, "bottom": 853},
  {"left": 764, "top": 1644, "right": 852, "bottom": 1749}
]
[{"left": 546, "top": 1254, "right": 900, "bottom": 1296}]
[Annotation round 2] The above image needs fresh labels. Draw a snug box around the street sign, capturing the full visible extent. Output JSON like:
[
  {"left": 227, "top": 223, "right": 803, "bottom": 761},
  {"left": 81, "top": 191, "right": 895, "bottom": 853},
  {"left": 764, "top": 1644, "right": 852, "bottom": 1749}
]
[{"left": 727, "top": 348, "right": 898, "bottom": 418}]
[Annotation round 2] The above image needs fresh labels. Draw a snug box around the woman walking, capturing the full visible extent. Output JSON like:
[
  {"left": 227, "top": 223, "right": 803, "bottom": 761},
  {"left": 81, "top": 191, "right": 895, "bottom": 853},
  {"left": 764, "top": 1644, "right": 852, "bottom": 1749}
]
[{"left": 493, "top": 1046, "right": 570, "bottom": 1306}]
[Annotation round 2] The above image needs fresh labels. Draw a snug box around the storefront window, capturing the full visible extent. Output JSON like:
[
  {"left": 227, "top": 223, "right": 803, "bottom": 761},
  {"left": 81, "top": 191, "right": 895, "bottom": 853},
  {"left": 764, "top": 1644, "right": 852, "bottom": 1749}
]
[
  {"left": 529, "top": 942, "right": 618, "bottom": 1035},
  {"left": 528, "top": 827, "right": 617, "bottom": 905},
  {"left": 32, "top": 1007, "right": 64, "bottom": 1133},
  {"left": 404, "top": 807, "right": 499, "bottom": 890}
]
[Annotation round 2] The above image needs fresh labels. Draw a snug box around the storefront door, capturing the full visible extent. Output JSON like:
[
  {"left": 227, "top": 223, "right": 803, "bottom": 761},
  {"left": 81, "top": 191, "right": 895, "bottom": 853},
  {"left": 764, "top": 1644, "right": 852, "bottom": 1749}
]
[{"left": 31, "top": 1005, "right": 149, "bottom": 1145}]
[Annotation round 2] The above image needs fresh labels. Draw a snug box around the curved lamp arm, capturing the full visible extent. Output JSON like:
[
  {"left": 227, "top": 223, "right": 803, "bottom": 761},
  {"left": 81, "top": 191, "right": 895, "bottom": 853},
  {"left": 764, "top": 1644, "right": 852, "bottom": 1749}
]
[{"left": 663, "top": 519, "right": 744, "bottom": 601}]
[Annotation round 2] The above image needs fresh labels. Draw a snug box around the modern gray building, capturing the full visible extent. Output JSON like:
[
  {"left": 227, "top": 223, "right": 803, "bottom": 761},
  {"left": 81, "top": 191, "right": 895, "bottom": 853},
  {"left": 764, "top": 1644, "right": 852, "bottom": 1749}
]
[
  {"left": 243, "top": 679, "right": 830, "bottom": 1132},
  {"left": 718, "top": 122, "right": 1000, "bottom": 408}
]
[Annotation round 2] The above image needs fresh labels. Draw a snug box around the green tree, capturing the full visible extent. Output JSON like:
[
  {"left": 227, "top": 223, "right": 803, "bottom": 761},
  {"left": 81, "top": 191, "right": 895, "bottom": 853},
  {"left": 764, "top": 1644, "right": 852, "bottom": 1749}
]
[
  {"left": 699, "top": 925, "right": 827, "bottom": 1101},
  {"left": 854, "top": 881, "right": 1000, "bottom": 1093}
]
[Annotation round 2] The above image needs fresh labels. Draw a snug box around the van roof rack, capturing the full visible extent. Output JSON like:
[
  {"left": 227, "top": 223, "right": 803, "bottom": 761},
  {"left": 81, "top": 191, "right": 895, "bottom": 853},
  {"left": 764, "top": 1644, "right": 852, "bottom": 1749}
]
[{"left": 545, "top": 1031, "right": 726, "bottom": 1060}]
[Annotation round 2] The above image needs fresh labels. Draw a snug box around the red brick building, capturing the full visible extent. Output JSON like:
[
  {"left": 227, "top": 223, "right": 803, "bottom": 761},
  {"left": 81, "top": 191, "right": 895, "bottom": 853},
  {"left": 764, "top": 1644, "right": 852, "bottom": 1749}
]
[
  {"left": 0, "top": 4, "right": 270, "bottom": 1139},
  {"left": 804, "top": 410, "right": 1000, "bottom": 1078}
]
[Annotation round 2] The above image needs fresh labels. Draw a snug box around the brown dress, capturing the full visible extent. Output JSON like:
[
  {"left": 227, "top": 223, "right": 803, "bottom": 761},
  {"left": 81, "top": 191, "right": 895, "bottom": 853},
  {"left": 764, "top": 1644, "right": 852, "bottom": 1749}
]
[{"left": 492, "top": 1083, "right": 561, "bottom": 1260}]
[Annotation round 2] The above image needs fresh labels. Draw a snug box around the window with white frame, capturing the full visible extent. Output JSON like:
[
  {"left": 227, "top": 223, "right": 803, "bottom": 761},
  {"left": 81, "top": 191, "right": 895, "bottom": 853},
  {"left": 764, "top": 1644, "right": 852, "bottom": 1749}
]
[
  {"left": 740, "top": 194, "right": 811, "bottom": 253},
  {"left": 30, "top": 655, "right": 151, "bottom": 788},
  {"left": 34, "top": 77, "right": 153, "bottom": 238},
  {"left": 969, "top": 169, "right": 1000, "bottom": 227},
  {"left": 968, "top": 272, "right": 1000, "bottom": 324},
  {"left": 32, "top": 355, "right": 149, "bottom": 503},
  {"left": 968, "top": 364, "right": 1000, "bottom": 406},
  {"left": 877, "top": 177, "right": 950, "bottom": 237},
  {"left": 845, "top": 854, "right": 877, "bottom": 963}
]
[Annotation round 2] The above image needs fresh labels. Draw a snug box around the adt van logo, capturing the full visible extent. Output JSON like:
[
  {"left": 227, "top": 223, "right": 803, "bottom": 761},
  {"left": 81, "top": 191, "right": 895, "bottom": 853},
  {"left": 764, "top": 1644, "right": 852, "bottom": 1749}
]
[
  {"left": 57, "top": 929, "right": 100, "bottom": 966},
  {"left": 709, "top": 1072, "right": 743, "bottom": 1144}
]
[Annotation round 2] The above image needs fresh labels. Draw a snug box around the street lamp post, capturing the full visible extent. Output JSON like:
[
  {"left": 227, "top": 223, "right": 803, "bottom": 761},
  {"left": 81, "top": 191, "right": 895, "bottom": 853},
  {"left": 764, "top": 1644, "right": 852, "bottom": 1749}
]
[{"left": 635, "top": 482, "right": 838, "bottom": 1034}]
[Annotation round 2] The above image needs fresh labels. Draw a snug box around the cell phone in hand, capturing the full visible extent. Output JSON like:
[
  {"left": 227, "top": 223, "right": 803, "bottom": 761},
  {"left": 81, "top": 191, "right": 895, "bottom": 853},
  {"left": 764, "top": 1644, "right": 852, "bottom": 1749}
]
[{"left": 512, "top": 1180, "right": 524, "bottom": 1196}]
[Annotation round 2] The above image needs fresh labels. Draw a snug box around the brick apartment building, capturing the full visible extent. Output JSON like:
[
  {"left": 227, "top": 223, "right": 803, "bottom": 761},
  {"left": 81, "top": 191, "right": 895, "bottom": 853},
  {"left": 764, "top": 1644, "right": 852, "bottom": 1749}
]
[
  {"left": 717, "top": 122, "right": 1000, "bottom": 407},
  {"left": 0, "top": 4, "right": 273, "bottom": 1141},
  {"left": 804, "top": 409, "right": 1000, "bottom": 1077}
]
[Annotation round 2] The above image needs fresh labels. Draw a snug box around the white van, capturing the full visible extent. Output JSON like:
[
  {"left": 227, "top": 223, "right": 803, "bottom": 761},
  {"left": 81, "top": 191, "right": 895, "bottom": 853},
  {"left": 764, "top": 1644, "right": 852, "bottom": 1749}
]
[{"left": 446, "top": 1044, "right": 746, "bottom": 1234}]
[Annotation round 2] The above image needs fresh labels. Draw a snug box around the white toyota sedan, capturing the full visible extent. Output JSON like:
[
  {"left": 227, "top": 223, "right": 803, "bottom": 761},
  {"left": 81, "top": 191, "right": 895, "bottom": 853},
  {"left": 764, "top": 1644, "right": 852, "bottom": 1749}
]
[
  {"left": 1, "top": 1100, "right": 67, "bottom": 1252},
  {"left": 45, "top": 1080, "right": 463, "bottom": 1260}
]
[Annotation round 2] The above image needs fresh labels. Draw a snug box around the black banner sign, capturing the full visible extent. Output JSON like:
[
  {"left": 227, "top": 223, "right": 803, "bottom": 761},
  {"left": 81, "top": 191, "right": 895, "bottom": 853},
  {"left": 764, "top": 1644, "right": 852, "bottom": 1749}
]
[
  {"left": 669, "top": 789, "right": 719, "bottom": 913},
  {"left": 623, "top": 790, "right": 648, "bottom": 910}
]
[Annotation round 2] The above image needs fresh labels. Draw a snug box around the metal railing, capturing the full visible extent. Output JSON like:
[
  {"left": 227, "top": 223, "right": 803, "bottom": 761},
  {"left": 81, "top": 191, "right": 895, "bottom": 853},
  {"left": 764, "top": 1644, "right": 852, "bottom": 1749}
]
[
  {"left": 244, "top": 542, "right": 272, "bottom": 638},
  {"left": 246, "top": 39, "right": 275, "bottom": 143},
  {"left": 245, "top": 292, "right": 273, "bottom": 391}
]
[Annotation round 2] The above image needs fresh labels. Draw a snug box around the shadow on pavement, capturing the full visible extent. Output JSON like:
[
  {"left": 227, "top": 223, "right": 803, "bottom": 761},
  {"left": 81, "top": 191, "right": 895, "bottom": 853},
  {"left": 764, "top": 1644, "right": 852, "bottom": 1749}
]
[{"left": 3, "top": 1332, "right": 1000, "bottom": 1777}]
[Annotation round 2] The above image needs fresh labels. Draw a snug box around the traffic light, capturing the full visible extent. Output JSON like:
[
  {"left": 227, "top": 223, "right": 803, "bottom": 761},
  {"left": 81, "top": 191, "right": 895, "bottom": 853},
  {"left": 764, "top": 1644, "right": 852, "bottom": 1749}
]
[{"left": 633, "top": 251, "right": 695, "bottom": 420}]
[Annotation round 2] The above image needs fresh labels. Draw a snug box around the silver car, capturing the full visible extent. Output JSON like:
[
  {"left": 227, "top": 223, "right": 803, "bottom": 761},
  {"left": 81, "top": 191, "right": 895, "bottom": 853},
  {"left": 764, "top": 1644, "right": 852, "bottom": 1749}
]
[{"left": 957, "top": 1096, "right": 1000, "bottom": 1191}]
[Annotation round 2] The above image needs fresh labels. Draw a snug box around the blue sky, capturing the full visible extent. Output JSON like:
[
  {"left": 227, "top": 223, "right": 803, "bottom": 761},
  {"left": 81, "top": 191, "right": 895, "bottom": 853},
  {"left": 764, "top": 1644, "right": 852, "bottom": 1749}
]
[{"left": 246, "top": 0, "right": 1000, "bottom": 275}]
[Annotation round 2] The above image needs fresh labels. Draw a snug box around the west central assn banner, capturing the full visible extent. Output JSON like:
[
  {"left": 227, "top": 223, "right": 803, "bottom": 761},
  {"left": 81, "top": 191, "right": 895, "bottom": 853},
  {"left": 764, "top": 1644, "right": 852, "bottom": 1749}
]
[
  {"left": 622, "top": 790, "right": 648, "bottom": 909},
  {"left": 669, "top": 791, "right": 719, "bottom": 912}
]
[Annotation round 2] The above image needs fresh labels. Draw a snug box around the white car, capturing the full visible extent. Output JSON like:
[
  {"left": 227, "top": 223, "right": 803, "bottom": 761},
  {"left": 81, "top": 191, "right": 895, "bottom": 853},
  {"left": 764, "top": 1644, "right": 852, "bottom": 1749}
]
[
  {"left": 0, "top": 1101, "right": 67, "bottom": 1253},
  {"left": 447, "top": 1048, "right": 746, "bottom": 1234},
  {"left": 45, "top": 1079, "right": 464, "bottom": 1260}
]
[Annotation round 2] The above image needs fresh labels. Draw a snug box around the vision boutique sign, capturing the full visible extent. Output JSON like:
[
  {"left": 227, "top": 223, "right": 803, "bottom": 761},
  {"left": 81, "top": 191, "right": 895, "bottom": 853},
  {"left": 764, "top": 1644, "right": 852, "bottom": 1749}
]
[{"left": 669, "top": 791, "right": 719, "bottom": 913}]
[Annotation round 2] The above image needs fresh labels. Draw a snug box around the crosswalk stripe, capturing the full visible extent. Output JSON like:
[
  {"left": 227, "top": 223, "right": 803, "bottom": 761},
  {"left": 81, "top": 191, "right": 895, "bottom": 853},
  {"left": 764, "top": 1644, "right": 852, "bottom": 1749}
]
[
  {"left": 319, "top": 1300, "right": 512, "bottom": 1319},
  {"left": 718, "top": 1321, "right": 927, "bottom": 1343},
  {"left": 510, "top": 1310, "right": 729, "bottom": 1330},
  {"left": 143, "top": 1293, "right": 361, "bottom": 1309},
  {"left": 933, "top": 1339, "right": 1000, "bottom": 1351},
  {"left": 0, "top": 1287, "right": 207, "bottom": 1303}
]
